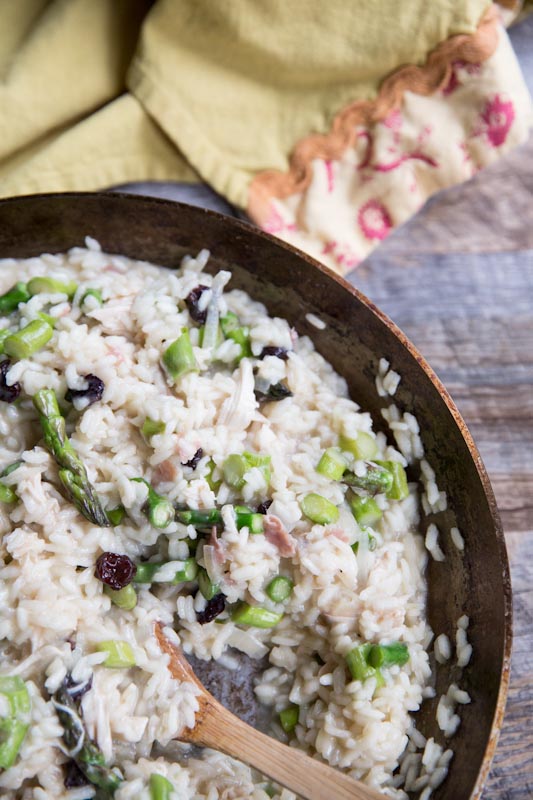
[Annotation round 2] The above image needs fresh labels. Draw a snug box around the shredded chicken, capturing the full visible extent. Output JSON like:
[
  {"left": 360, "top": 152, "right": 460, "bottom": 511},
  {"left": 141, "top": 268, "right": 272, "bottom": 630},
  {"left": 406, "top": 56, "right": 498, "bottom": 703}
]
[
  {"left": 209, "top": 525, "right": 226, "bottom": 565},
  {"left": 152, "top": 459, "right": 177, "bottom": 484},
  {"left": 263, "top": 515, "right": 297, "bottom": 557}
]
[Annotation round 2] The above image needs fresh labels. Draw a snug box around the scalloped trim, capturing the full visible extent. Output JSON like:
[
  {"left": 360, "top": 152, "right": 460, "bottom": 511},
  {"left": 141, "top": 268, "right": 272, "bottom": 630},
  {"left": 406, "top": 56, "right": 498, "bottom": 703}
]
[{"left": 248, "top": 5, "right": 500, "bottom": 223}]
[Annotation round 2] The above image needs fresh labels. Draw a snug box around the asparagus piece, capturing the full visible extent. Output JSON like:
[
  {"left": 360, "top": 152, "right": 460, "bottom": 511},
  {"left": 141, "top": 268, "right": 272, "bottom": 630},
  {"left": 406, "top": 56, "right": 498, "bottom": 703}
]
[
  {"left": 0, "top": 676, "right": 30, "bottom": 769},
  {"left": 27, "top": 276, "right": 77, "bottom": 298},
  {"left": 0, "top": 282, "right": 30, "bottom": 314},
  {"left": 279, "top": 704, "right": 299, "bottom": 734},
  {"left": 266, "top": 576, "right": 293, "bottom": 603},
  {"left": 32, "top": 389, "right": 109, "bottom": 527},
  {"left": 0, "top": 482, "right": 17, "bottom": 503},
  {"left": 316, "top": 447, "right": 347, "bottom": 480},
  {"left": 300, "top": 493, "right": 339, "bottom": 524},
  {"left": 53, "top": 680, "right": 122, "bottom": 795},
  {"left": 162, "top": 328, "right": 197, "bottom": 381},
  {"left": 176, "top": 507, "right": 223, "bottom": 528},
  {"left": 4, "top": 319, "right": 53, "bottom": 360},
  {"left": 150, "top": 773, "right": 174, "bottom": 800},
  {"left": 231, "top": 602, "right": 283, "bottom": 628},
  {"left": 131, "top": 478, "right": 174, "bottom": 528},
  {"left": 342, "top": 463, "right": 394, "bottom": 496}
]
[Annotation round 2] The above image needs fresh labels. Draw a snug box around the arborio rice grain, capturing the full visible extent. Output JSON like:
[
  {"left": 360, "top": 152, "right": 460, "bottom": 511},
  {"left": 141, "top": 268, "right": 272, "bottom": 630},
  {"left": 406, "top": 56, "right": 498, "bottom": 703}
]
[{"left": 0, "top": 243, "right": 470, "bottom": 799}]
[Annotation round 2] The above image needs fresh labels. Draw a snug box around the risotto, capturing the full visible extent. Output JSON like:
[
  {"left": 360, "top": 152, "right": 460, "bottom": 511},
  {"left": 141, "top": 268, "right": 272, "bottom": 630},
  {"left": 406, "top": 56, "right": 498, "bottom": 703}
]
[{"left": 0, "top": 241, "right": 462, "bottom": 799}]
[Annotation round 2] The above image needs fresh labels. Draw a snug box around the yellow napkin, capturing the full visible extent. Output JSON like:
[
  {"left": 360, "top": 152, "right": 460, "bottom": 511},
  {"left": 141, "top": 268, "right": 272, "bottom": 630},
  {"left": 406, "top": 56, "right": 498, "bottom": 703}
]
[
  {"left": 0, "top": 0, "right": 489, "bottom": 201},
  {"left": 0, "top": 0, "right": 530, "bottom": 274}
]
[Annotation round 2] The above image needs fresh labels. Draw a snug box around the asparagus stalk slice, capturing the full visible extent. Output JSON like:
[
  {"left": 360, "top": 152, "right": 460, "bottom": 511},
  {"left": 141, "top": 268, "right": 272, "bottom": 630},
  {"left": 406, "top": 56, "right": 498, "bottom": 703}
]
[
  {"left": 0, "top": 482, "right": 17, "bottom": 503},
  {"left": 279, "top": 704, "right": 299, "bottom": 734},
  {"left": 32, "top": 389, "right": 109, "bottom": 527},
  {"left": 4, "top": 319, "right": 53, "bottom": 360},
  {"left": 0, "top": 676, "right": 30, "bottom": 769},
  {"left": 150, "top": 773, "right": 174, "bottom": 800},
  {"left": 53, "top": 680, "right": 122, "bottom": 795},
  {"left": 342, "top": 463, "right": 394, "bottom": 496},
  {"left": 27, "top": 276, "right": 77, "bottom": 298},
  {"left": 0, "top": 282, "right": 30, "bottom": 314},
  {"left": 131, "top": 478, "right": 174, "bottom": 528},
  {"left": 176, "top": 507, "right": 223, "bottom": 528}
]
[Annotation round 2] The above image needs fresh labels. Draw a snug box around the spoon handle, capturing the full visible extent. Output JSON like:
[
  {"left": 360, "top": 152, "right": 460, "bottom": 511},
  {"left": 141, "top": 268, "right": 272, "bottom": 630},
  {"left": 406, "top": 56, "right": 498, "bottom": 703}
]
[
  {"left": 188, "top": 690, "right": 384, "bottom": 800},
  {"left": 155, "top": 625, "right": 385, "bottom": 800}
]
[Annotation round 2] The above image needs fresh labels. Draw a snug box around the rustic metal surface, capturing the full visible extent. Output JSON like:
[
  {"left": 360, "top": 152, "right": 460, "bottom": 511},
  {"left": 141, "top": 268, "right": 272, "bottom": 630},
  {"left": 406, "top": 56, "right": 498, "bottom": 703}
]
[{"left": 0, "top": 191, "right": 511, "bottom": 799}]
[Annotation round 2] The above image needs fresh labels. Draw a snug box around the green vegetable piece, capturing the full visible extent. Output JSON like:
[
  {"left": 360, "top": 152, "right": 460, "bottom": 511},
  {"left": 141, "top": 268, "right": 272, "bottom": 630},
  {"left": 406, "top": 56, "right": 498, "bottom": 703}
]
[
  {"left": 131, "top": 478, "right": 174, "bottom": 529},
  {"left": 80, "top": 288, "right": 103, "bottom": 308},
  {"left": 134, "top": 559, "right": 197, "bottom": 585},
  {"left": 33, "top": 389, "right": 109, "bottom": 527},
  {"left": 349, "top": 495, "right": 382, "bottom": 526},
  {"left": 220, "top": 312, "right": 252, "bottom": 359},
  {"left": 0, "top": 329, "right": 11, "bottom": 353},
  {"left": 169, "top": 558, "right": 198, "bottom": 584},
  {"left": 231, "top": 602, "right": 283, "bottom": 629},
  {"left": 107, "top": 505, "right": 126, "bottom": 526},
  {"left": 104, "top": 584, "right": 137, "bottom": 611},
  {"left": 204, "top": 458, "right": 221, "bottom": 492},
  {"left": 53, "top": 679, "right": 123, "bottom": 793},
  {"left": 345, "top": 644, "right": 385, "bottom": 689},
  {"left": 266, "top": 576, "right": 293, "bottom": 603},
  {"left": 176, "top": 507, "right": 222, "bottom": 528},
  {"left": 0, "top": 676, "right": 31, "bottom": 770},
  {"left": 142, "top": 418, "right": 166, "bottom": 438},
  {"left": 0, "top": 719, "right": 30, "bottom": 769},
  {"left": 0, "top": 482, "right": 17, "bottom": 503},
  {"left": 198, "top": 567, "right": 220, "bottom": 600},
  {"left": 37, "top": 311, "right": 57, "bottom": 328},
  {"left": 150, "top": 773, "right": 174, "bottom": 800},
  {"left": 223, "top": 452, "right": 271, "bottom": 490},
  {"left": 0, "top": 282, "right": 30, "bottom": 314},
  {"left": 134, "top": 562, "right": 162, "bottom": 583},
  {"left": 368, "top": 642, "right": 409, "bottom": 668},
  {"left": 279, "top": 704, "right": 299, "bottom": 734},
  {"left": 338, "top": 432, "right": 378, "bottom": 461},
  {"left": 0, "top": 460, "right": 22, "bottom": 478},
  {"left": 4, "top": 319, "right": 53, "bottom": 360},
  {"left": 96, "top": 640, "right": 136, "bottom": 669},
  {"left": 316, "top": 447, "right": 347, "bottom": 481},
  {"left": 375, "top": 460, "right": 409, "bottom": 501},
  {"left": 235, "top": 505, "right": 264, "bottom": 534},
  {"left": 342, "top": 464, "right": 393, "bottom": 496},
  {"left": 222, "top": 454, "right": 248, "bottom": 489},
  {"left": 300, "top": 493, "right": 339, "bottom": 524},
  {"left": 0, "top": 676, "right": 31, "bottom": 718},
  {"left": 27, "top": 276, "right": 77, "bottom": 298},
  {"left": 162, "top": 328, "right": 197, "bottom": 381}
]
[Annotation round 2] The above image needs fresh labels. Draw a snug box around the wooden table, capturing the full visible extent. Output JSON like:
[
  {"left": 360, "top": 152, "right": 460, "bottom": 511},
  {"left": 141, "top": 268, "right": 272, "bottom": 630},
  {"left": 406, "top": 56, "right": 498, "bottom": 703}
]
[{"left": 121, "top": 15, "right": 533, "bottom": 797}]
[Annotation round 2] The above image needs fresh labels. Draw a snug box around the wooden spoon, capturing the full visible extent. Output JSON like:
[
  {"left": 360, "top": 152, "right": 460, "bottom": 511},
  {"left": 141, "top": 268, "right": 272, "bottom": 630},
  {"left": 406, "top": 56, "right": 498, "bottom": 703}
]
[{"left": 155, "top": 623, "right": 386, "bottom": 800}]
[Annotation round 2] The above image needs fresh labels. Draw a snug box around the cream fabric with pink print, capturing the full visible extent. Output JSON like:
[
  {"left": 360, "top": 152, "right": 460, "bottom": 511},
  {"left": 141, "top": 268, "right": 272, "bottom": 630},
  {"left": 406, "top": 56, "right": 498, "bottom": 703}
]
[{"left": 257, "top": 25, "right": 532, "bottom": 275}]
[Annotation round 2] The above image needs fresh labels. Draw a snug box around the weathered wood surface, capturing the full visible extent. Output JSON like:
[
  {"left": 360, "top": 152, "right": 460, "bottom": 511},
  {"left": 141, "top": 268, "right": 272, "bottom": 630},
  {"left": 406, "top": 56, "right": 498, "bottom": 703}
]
[
  {"left": 121, "top": 16, "right": 533, "bottom": 798},
  {"left": 347, "top": 21, "right": 533, "bottom": 795}
]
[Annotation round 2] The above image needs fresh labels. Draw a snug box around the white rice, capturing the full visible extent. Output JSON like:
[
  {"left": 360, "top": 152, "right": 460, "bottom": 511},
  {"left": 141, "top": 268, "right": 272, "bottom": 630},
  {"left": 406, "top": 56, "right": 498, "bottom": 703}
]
[{"left": 0, "top": 242, "right": 470, "bottom": 798}]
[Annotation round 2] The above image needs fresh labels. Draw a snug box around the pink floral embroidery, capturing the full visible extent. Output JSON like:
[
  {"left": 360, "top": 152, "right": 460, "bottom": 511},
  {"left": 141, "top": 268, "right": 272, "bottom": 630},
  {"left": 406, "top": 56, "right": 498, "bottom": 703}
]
[
  {"left": 358, "top": 200, "right": 392, "bottom": 241},
  {"left": 357, "top": 123, "right": 438, "bottom": 174},
  {"left": 383, "top": 109, "right": 403, "bottom": 132},
  {"left": 263, "top": 205, "right": 297, "bottom": 235},
  {"left": 321, "top": 240, "right": 360, "bottom": 270},
  {"left": 475, "top": 94, "right": 515, "bottom": 147},
  {"left": 442, "top": 60, "right": 482, "bottom": 96},
  {"left": 325, "top": 160, "right": 335, "bottom": 193}
]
